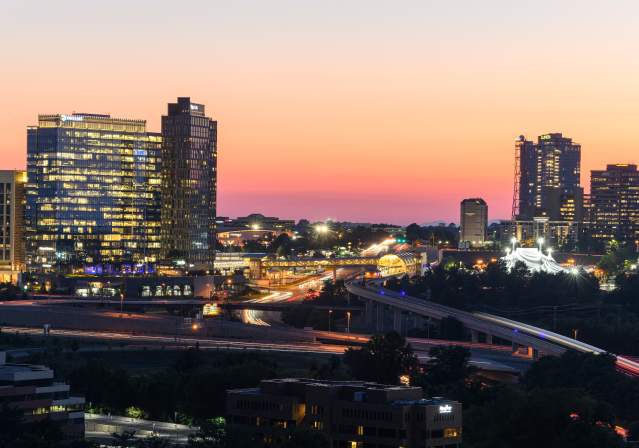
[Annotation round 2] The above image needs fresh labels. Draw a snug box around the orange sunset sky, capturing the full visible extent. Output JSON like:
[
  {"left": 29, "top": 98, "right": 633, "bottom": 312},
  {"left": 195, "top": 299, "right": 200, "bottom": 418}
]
[{"left": 2, "top": 0, "right": 639, "bottom": 224}]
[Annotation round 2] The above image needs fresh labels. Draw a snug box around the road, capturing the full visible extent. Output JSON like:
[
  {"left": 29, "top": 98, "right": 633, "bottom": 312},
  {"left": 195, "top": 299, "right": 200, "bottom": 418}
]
[
  {"left": 348, "top": 281, "right": 639, "bottom": 376},
  {"left": 241, "top": 268, "right": 354, "bottom": 326},
  {"left": 85, "top": 413, "right": 197, "bottom": 445},
  {"left": 1, "top": 324, "right": 529, "bottom": 373}
]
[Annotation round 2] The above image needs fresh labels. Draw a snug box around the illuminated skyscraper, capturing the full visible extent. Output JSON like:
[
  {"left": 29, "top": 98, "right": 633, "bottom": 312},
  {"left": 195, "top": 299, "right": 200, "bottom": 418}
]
[
  {"left": 0, "top": 170, "right": 26, "bottom": 283},
  {"left": 26, "top": 114, "right": 161, "bottom": 270},
  {"left": 160, "top": 98, "right": 217, "bottom": 267},
  {"left": 590, "top": 164, "right": 639, "bottom": 242},
  {"left": 513, "top": 133, "right": 582, "bottom": 220}
]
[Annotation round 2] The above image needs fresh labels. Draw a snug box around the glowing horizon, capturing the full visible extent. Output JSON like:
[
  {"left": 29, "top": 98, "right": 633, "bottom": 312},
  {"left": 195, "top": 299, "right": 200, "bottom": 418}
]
[{"left": 2, "top": 0, "right": 639, "bottom": 224}]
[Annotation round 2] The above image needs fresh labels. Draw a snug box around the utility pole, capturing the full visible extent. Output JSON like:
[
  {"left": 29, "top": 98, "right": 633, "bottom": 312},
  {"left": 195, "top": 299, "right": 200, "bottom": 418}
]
[{"left": 328, "top": 310, "right": 333, "bottom": 332}]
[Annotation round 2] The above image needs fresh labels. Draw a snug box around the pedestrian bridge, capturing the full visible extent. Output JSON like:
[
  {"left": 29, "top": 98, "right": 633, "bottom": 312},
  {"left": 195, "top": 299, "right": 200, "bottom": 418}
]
[{"left": 248, "top": 253, "right": 421, "bottom": 279}]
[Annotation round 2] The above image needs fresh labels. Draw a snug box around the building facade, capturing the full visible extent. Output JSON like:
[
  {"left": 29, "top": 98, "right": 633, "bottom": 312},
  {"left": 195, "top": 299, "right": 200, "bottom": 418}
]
[
  {"left": 459, "top": 198, "right": 487, "bottom": 248},
  {"left": 25, "top": 113, "right": 162, "bottom": 270},
  {"left": 0, "top": 170, "right": 26, "bottom": 283},
  {"left": 496, "top": 218, "right": 580, "bottom": 251},
  {"left": 590, "top": 164, "right": 639, "bottom": 243},
  {"left": 514, "top": 133, "right": 582, "bottom": 221},
  {"left": 0, "top": 352, "right": 85, "bottom": 440},
  {"left": 227, "top": 378, "right": 462, "bottom": 448},
  {"left": 161, "top": 98, "right": 217, "bottom": 268}
]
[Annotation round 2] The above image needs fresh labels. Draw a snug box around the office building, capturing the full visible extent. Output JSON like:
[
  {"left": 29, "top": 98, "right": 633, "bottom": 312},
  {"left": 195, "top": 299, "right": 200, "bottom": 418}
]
[
  {"left": 459, "top": 198, "right": 487, "bottom": 248},
  {"left": 161, "top": 98, "right": 217, "bottom": 268},
  {"left": 513, "top": 133, "right": 582, "bottom": 221},
  {"left": 498, "top": 218, "right": 580, "bottom": 251},
  {"left": 0, "top": 352, "right": 85, "bottom": 439},
  {"left": 0, "top": 170, "right": 26, "bottom": 283},
  {"left": 223, "top": 214, "right": 296, "bottom": 232},
  {"left": 227, "top": 378, "right": 462, "bottom": 448},
  {"left": 590, "top": 164, "right": 639, "bottom": 242},
  {"left": 26, "top": 113, "right": 162, "bottom": 270}
]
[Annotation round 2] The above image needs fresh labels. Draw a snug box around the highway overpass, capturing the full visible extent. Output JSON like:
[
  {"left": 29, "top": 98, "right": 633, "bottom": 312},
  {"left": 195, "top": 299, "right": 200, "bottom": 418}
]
[
  {"left": 248, "top": 253, "right": 421, "bottom": 279},
  {"left": 346, "top": 281, "right": 639, "bottom": 375}
]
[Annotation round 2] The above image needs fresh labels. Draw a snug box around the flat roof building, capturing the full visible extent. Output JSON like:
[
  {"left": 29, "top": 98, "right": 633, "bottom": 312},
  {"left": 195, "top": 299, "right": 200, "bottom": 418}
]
[
  {"left": 590, "top": 164, "right": 639, "bottom": 243},
  {"left": 459, "top": 198, "right": 487, "bottom": 248},
  {"left": 0, "top": 352, "right": 85, "bottom": 440},
  {"left": 26, "top": 113, "right": 162, "bottom": 270},
  {"left": 226, "top": 378, "right": 462, "bottom": 448}
]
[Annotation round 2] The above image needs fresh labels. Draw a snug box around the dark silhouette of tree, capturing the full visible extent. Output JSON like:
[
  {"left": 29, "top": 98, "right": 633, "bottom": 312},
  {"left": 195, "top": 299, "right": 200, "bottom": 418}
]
[{"left": 344, "top": 332, "right": 419, "bottom": 384}]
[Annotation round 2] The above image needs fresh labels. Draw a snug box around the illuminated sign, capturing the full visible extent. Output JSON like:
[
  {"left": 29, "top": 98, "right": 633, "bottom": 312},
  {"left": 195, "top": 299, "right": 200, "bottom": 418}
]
[
  {"left": 60, "top": 115, "right": 83, "bottom": 122},
  {"left": 439, "top": 404, "right": 453, "bottom": 414},
  {"left": 203, "top": 303, "right": 220, "bottom": 316},
  {"left": 190, "top": 104, "right": 201, "bottom": 111},
  {"left": 540, "top": 134, "right": 551, "bottom": 140}
]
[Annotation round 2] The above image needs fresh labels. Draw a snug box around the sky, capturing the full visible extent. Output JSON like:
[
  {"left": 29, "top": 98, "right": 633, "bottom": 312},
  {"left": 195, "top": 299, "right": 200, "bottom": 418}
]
[{"left": 2, "top": 1, "right": 639, "bottom": 224}]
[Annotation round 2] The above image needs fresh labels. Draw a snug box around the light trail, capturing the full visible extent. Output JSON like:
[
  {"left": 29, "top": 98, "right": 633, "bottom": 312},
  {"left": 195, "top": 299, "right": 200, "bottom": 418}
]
[
  {"left": 242, "top": 290, "right": 293, "bottom": 326},
  {"left": 2, "top": 326, "right": 346, "bottom": 355}
]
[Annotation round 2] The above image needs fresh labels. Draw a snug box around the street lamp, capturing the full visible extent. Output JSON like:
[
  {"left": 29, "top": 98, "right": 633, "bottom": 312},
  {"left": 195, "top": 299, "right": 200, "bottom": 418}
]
[
  {"left": 315, "top": 223, "right": 329, "bottom": 234},
  {"left": 547, "top": 247, "right": 553, "bottom": 257},
  {"left": 505, "top": 247, "right": 511, "bottom": 255},
  {"left": 510, "top": 237, "right": 517, "bottom": 252},
  {"left": 328, "top": 309, "right": 333, "bottom": 332},
  {"left": 537, "top": 237, "right": 544, "bottom": 253},
  {"left": 346, "top": 311, "right": 351, "bottom": 333}
]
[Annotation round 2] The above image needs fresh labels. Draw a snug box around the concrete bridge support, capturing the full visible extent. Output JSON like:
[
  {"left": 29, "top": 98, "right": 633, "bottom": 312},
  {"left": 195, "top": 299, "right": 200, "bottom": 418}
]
[
  {"left": 375, "top": 302, "right": 385, "bottom": 333},
  {"left": 393, "top": 309, "right": 402, "bottom": 333}
]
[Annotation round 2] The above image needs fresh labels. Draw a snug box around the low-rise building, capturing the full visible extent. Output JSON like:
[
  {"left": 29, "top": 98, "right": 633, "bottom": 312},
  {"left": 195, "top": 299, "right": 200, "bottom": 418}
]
[
  {"left": 226, "top": 378, "right": 462, "bottom": 448},
  {"left": 0, "top": 352, "right": 85, "bottom": 440}
]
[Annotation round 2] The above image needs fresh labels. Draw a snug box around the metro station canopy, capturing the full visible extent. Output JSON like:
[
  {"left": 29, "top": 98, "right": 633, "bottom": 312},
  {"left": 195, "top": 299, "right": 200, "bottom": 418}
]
[{"left": 501, "top": 248, "right": 566, "bottom": 274}]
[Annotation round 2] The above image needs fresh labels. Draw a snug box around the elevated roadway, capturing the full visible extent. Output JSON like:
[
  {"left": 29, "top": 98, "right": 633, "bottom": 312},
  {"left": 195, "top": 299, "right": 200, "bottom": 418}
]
[{"left": 346, "top": 281, "right": 639, "bottom": 376}]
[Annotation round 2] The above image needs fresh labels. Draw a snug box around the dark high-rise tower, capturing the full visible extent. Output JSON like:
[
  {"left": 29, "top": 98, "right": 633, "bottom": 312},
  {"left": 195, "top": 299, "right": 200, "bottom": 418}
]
[
  {"left": 512, "top": 136, "right": 536, "bottom": 219},
  {"left": 161, "top": 98, "right": 217, "bottom": 267},
  {"left": 460, "top": 198, "right": 488, "bottom": 248},
  {"left": 590, "top": 164, "right": 639, "bottom": 242},
  {"left": 513, "top": 133, "right": 581, "bottom": 220}
]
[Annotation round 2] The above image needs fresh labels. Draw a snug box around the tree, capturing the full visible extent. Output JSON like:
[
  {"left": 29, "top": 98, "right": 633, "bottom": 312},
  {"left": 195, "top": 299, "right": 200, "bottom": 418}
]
[
  {"left": 343, "top": 332, "right": 419, "bottom": 384},
  {"left": 463, "top": 386, "right": 624, "bottom": 448},
  {"left": 416, "top": 346, "right": 473, "bottom": 398},
  {"left": 268, "top": 234, "right": 292, "bottom": 257},
  {"left": 111, "top": 431, "right": 137, "bottom": 448},
  {"left": 405, "top": 223, "right": 422, "bottom": 242}
]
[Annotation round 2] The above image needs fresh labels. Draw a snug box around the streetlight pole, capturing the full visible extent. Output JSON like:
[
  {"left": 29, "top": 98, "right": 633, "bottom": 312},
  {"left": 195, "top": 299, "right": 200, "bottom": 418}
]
[
  {"left": 510, "top": 237, "right": 517, "bottom": 253},
  {"left": 346, "top": 311, "right": 351, "bottom": 333},
  {"left": 537, "top": 237, "right": 544, "bottom": 253},
  {"left": 328, "top": 310, "right": 332, "bottom": 332}
]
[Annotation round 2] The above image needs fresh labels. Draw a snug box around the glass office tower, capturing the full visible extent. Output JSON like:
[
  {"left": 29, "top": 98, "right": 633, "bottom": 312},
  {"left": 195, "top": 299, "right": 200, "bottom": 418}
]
[
  {"left": 161, "top": 98, "right": 217, "bottom": 268},
  {"left": 26, "top": 114, "right": 161, "bottom": 270}
]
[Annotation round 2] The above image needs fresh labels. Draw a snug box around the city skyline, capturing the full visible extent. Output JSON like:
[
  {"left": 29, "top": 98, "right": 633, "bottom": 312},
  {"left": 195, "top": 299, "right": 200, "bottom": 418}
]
[{"left": 4, "top": 1, "right": 639, "bottom": 224}]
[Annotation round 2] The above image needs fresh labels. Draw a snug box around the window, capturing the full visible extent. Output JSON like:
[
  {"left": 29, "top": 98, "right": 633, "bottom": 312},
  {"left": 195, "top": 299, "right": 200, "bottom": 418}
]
[{"left": 444, "top": 427, "right": 459, "bottom": 438}]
